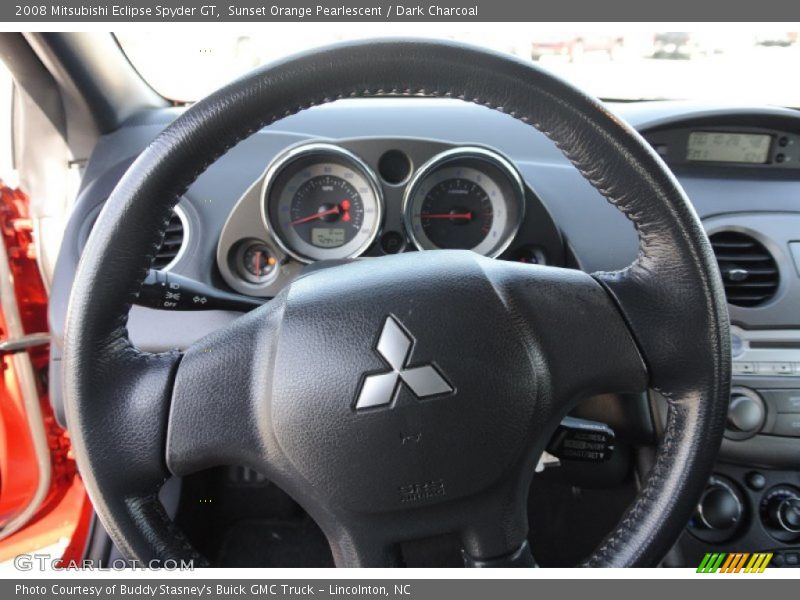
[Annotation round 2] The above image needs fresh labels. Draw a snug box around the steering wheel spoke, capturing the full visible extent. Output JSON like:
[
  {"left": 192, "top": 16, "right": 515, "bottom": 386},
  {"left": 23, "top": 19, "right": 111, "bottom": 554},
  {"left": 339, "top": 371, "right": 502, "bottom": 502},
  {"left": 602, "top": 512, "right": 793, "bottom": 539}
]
[
  {"left": 322, "top": 517, "right": 404, "bottom": 568},
  {"left": 484, "top": 260, "right": 650, "bottom": 411},
  {"left": 322, "top": 484, "right": 535, "bottom": 568},
  {"left": 458, "top": 486, "right": 535, "bottom": 568},
  {"left": 166, "top": 298, "right": 285, "bottom": 479},
  {"left": 69, "top": 350, "right": 181, "bottom": 496}
]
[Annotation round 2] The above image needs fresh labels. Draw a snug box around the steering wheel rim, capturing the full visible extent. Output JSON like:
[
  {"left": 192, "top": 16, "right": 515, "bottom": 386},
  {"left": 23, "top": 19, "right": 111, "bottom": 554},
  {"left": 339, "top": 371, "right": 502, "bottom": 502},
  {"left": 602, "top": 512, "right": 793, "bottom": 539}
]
[{"left": 63, "top": 39, "right": 730, "bottom": 567}]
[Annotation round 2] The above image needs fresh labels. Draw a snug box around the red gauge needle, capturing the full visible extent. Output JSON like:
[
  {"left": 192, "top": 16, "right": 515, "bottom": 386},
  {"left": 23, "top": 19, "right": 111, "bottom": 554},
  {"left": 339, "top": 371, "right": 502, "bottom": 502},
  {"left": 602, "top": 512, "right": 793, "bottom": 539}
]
[
  {"left": 418, "top": 212, "right": 473, "bottom": 220},
  {"left": 289, "top": 206, "right": 341, "bottom": 226}
]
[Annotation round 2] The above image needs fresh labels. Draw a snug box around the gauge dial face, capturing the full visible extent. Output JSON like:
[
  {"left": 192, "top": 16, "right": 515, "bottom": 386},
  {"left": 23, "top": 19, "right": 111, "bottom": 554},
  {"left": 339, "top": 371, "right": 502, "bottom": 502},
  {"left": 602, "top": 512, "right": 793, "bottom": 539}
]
[
  {"left": 265, "top": 149, "right": 382, "bottom": 262},
  {"left": 404, "top": 151, "right": 524, "bottom": 257},
  {"left": 232, "top": 240, "right": 280, "bottom": 285},
  {"left": 241, "top": 242, "right": 278, "bottom": 282}
]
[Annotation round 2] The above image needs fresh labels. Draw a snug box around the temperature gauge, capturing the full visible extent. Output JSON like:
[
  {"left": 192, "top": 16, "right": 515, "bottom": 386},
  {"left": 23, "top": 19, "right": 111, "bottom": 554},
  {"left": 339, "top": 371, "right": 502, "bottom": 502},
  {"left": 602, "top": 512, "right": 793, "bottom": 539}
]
[{"left": 236, "top": 241, "right": 279, "bottom": 284}]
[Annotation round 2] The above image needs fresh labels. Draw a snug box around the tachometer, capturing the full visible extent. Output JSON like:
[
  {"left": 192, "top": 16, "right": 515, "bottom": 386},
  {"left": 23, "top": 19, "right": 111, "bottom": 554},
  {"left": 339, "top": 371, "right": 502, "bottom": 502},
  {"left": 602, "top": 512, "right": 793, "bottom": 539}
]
[
  {"left": 264, "top": 144, "right": 383, "bottom": 262},
  {"left": 403, "top": 147, "right": 525, "bottom": 257}
]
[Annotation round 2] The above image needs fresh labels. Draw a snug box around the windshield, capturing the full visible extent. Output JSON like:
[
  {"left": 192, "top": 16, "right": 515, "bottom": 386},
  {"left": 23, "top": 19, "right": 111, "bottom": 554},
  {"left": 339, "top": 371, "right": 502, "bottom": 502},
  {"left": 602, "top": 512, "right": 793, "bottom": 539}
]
[{"left": 116, "top": 26, "right": 800, "bottom": 106}]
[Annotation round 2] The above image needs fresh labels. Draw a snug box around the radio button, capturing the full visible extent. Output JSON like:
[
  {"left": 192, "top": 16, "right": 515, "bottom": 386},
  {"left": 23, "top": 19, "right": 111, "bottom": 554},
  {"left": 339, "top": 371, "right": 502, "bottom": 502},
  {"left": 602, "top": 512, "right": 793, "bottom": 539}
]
[
  {"left": 756, "top": 362, "right": 794, "bottom": 376},
  {"left": 733, "top": 362, "right": 756, "bottom": 375},
  {"left": 759, "top": 390, "right": 800, "bottom": 413},
  {"left": 768, "top": 414, "right": 800, "bottom": 437}
]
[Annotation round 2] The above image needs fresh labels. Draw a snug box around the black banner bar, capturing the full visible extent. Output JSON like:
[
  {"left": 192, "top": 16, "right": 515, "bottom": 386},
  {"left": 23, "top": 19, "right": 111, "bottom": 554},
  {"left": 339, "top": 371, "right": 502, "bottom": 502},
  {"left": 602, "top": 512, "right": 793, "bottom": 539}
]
[
  {"left": 3, "top": 578, "right": 796, "bottom": 600},
  {"left": 3, "top": 0, "right": 800, "bottom": 22}
]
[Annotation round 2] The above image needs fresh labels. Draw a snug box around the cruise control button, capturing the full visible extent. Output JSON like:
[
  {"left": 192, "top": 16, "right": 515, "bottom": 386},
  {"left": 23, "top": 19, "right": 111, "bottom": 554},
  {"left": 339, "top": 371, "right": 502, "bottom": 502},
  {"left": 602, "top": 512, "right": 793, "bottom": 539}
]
[
  {"left": 759, "top": 390, "right": 800, "bottom": 413},
  {"left": 769, "top": 414, "right": 800, "bottom": 437}
]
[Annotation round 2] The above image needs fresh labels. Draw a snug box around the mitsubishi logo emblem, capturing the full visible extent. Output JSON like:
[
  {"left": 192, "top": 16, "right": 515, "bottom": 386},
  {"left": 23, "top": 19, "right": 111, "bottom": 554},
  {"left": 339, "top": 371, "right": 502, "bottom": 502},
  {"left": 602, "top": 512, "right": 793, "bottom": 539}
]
[{"left": 355, "top": 316, "right": 453, "bottom": 410}]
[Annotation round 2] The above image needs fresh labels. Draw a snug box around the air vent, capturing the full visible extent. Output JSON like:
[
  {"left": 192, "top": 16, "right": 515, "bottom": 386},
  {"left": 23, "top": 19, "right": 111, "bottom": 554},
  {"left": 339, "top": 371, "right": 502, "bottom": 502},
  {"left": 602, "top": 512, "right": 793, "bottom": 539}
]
[
  {"left": 709, "top": 231, "right": 779, "bottom": 307},
  {"left": 151, "top": 209, "right": 186, "bottom": 270}
]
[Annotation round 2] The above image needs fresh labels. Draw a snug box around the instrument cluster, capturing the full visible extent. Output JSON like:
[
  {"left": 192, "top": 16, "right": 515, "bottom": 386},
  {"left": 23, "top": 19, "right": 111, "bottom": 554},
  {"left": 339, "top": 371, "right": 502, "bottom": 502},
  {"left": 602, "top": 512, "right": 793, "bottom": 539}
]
[{"left": 217, "top": 138, "right": 560, "bottom": 297}]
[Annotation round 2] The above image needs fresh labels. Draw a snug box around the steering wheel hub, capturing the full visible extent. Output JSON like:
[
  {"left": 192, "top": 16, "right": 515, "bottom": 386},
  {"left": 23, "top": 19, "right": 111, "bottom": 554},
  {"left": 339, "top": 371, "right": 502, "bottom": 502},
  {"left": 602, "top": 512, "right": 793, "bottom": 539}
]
[{"left": 270, "top": 251, "right": 542, "bottom": 514}]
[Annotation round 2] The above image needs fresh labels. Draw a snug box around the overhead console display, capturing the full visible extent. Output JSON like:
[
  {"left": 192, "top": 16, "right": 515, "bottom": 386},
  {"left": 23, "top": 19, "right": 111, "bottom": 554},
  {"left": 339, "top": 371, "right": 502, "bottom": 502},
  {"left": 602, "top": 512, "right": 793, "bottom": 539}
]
[{"left": 686, "top": 131, "right": 772, "bottom": 164}]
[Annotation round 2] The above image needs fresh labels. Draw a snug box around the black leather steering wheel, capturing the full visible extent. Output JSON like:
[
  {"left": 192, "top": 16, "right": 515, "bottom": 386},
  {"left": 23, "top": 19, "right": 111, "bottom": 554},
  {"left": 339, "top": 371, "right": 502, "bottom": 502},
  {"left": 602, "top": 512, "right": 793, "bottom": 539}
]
[{"left": 63, "top": 39, "right": 730, "bottom": 568}]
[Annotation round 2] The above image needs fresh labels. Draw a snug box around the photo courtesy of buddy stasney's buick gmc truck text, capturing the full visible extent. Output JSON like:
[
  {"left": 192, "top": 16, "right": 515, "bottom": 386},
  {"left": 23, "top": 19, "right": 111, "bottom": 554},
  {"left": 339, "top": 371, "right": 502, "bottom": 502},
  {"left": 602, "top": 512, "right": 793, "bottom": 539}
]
[{"left": 15, "top": 584, "right": 402, "bottom": 596}]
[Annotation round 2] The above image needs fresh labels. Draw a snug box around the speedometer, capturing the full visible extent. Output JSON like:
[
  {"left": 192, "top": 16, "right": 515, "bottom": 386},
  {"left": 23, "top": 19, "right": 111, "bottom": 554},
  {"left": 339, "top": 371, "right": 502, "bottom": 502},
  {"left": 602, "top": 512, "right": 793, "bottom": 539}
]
[
  {"left": 264, "top": 144, "right": 383, "bottom": 263},
  {"left": 403, "top": 147, "right": 525, "bottom": 257}
]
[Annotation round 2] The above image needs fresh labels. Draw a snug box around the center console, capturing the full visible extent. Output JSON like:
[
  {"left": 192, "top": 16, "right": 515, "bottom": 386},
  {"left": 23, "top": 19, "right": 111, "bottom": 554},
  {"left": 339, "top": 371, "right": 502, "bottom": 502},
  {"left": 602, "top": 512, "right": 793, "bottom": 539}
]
[{"left": 671, "top": 212, "right": 800, "bottom": 568}]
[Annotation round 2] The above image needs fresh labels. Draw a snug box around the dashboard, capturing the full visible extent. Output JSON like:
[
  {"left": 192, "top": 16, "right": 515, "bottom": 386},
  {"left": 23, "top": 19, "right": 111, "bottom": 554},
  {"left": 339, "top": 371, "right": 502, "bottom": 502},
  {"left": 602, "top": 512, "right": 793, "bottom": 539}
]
[{"left": 48, "top": 98, "right": 800, "bottom": 567}]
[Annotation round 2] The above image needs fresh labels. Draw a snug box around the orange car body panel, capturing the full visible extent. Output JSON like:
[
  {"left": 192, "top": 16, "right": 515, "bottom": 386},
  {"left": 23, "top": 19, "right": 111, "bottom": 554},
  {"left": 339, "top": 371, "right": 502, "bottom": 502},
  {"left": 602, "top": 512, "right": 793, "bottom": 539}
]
[{"left": 0, "top": 182, "right": 88, "bottom": 563}]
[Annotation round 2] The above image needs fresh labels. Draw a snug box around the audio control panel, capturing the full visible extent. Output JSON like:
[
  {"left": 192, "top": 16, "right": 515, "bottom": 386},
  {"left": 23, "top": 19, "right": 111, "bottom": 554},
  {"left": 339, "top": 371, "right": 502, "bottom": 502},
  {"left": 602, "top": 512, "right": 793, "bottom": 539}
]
[
  {"left": 680, "top": 322, "right": 800, "bottom": 565},
  {"left": 733, "top": 362, "right": 800, "bottom": 377},
  {"left": 731, "top": 326, "right": 800, "bottom": 378},
  {"left": 726, "top": 326, "right": 800, "bottom": 442},
  {"left": 725, "top": 387, "right": 800, "bottom": 440}
]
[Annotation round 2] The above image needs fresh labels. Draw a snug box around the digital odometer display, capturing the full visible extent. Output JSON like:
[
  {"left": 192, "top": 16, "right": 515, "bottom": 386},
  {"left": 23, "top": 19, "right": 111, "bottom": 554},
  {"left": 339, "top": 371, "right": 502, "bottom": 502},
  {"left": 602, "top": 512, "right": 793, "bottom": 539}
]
[
  {"left": 686, "top": 132, "right": 772, "bottom": 164},
  {"left": 311, "top": 228, "right": 346, "bottom": 248}
]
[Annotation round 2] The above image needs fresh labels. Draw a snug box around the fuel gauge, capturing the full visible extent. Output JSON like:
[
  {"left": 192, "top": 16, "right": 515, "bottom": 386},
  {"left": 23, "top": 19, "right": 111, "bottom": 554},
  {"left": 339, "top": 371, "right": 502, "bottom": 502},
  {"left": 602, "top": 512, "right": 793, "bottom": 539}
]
[{"left": 236, "top": 241, "right": 279, "bottom": 284}]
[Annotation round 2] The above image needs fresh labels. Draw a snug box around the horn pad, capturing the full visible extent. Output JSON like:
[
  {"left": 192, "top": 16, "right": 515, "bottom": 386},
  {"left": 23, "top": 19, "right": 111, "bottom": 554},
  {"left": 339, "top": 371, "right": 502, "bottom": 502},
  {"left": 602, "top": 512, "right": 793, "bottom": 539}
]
[{"left": 267, "top": 251, "right": 545, "bottom": 514}]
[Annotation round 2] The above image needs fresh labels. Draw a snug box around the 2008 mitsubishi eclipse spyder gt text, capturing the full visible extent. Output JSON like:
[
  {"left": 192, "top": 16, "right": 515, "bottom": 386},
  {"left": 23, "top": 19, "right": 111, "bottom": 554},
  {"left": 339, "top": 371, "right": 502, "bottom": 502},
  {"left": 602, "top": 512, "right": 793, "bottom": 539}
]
[{"left": 0, "top": 29, "right": 799, "bottom": 570}]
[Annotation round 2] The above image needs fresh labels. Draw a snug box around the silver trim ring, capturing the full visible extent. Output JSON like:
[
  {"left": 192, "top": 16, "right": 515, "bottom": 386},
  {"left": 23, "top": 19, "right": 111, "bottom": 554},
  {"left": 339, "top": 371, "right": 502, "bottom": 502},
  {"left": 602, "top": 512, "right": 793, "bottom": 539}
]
[
  {"left": 401, "top": 146, "right": 526, "bottom": 258},
  {"left": 82, "top": 202, "right": 190, "bottom": 272},
  {"left": 704, "top": 223, "right": 786, "bottom": 310},
  {"left": 162, "top": 204, "right": 190, "bottom": 272},
  {"left": 776, "top": 497, "right": 800, "bottom": 533},
  {"left": 260, "top": 142, "right": 385, "bottom": 264},
  {"left": 233, "top": 238, "right": 281, "bottom": 285},
  {"left": 696, "top": 478, "right": 742, "bottom": 530}
]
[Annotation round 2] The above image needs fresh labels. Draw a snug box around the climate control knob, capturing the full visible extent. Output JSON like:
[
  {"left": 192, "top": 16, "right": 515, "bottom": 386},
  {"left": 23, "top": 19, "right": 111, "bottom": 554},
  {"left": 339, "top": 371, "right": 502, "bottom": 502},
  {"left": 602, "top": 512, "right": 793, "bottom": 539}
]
[
  {"left": 766, "top": 496, "right": 800, "bottom": 534},
  {"left": 694, "top": 481, "right": 742, "bottom": 530}
]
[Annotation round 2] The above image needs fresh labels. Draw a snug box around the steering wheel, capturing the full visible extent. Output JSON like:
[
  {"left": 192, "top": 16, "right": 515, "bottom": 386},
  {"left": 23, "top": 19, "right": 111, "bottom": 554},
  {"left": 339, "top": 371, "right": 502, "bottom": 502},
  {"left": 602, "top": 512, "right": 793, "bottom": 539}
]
[{"left": 63, "top": 39, "right": 730, "bottom": 568}]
